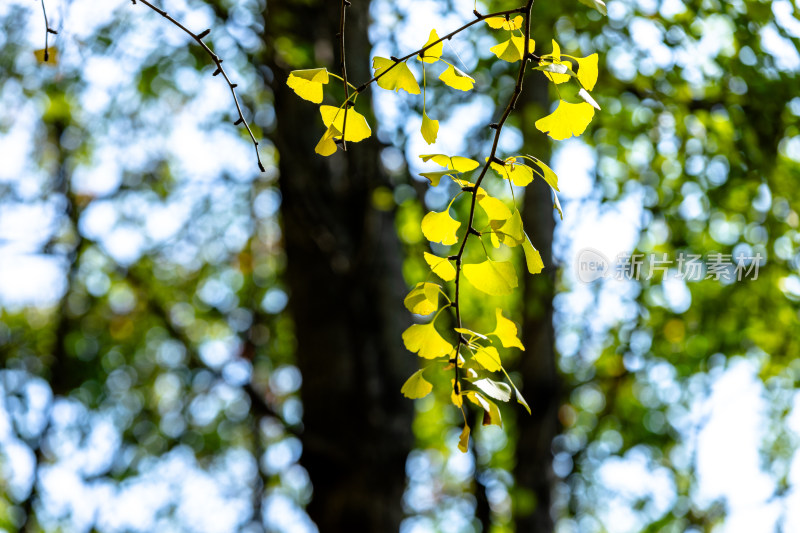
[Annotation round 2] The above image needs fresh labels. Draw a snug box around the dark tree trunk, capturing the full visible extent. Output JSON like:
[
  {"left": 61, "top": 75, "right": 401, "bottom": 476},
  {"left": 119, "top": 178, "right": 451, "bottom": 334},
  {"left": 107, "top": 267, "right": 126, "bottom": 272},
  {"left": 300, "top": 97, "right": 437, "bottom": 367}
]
[
  {"left": 265, "top": 1, "right": 415, "bottom": 531},
  {"left": 514, "top": 64, "right": 562, "bottom": 532}
]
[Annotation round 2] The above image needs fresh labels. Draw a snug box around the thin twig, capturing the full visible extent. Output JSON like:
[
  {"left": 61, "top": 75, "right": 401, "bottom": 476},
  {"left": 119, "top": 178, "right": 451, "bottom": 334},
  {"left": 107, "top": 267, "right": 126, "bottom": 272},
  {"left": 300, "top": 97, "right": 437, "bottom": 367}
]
[
  {"left": 339, "top": 0, "right": 351, "bottom": 151},
  {"left": 39, "top": 0, "right": 58, "bottom": 62},
  {"left": 354, "top": 7, "right": 526, "bottom": 93},
  {"left": 450, "top": 0, "right": 535, "bottom": 397},
  {"left": 132, "top": 0, "right": 265, "bottom": 172}
]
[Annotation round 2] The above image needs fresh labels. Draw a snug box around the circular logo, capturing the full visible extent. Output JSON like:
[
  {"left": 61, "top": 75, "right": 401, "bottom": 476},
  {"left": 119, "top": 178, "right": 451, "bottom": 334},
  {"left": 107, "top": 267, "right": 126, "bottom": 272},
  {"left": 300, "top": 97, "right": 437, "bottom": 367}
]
[{"left": 575, "top": 248, "right": 609, "bottom": 283}]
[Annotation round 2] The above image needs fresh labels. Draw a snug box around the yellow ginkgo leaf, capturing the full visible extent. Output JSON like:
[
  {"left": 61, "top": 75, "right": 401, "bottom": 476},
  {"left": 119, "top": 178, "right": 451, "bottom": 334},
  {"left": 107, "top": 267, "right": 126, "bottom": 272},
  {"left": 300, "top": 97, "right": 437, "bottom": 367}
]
[
  {"left": 473, "top": 345, "right": 502, "bottom": 372},
  {"left": 478, "top": 194, "right": 512, "bottom": 221},
  {"left": 490, "top": 308, "right": 525, "bottom": 350},
  {"left": 34, "top": 47, "right": 58, "bottom": 64},
  {"left": 402, "top": 322, "right": 453, "bottom": 359},
  {"left": 404, "top": 282, "right": 440, "bottom": 315},
  {"left": 466, "top": 391, "right": 502, "bottom": 427},
  {"left": 417, "top": 29, "right": 443, "bottom": 63},
  {"left": 458, "top": 424, "right": 470, "bottom": 452},
  {"left": 419, "top": 169, "right": 457, "bottom": 187},
  {"left": 421, "top": 111, "right": 439, "bottom": 144},
  {"left": 421, "top": 209, "right": 460, "bottom": 245},
  {"left": 420, "top": 154, "right": 480, "bottom": 173},
  {"left": 463, "top": 259, "right": 518, "bottom": 295},
  {"left": 314, "top": 124, "right": 342, "bottom": 156},
  {"left": 451, "top": 379, "right": 463, "bottom": 407},
  {"left": 490, "top": 36, "right": 535, "bottom": 63},
  {"left": 424, "top": 252, "right": 456, "bottom": 281},
  {"left": 485, "top": 15, "right": 523, "bottom": 31},
  {"left": 522, "top": 232, "right": 545, "bottom": 274},
  {"left": 534, "top": 100, "right": 595, "bottom": 140},
  {"left": 490, "top": 158, "right": 534, "bottom": 187},
  {"left": 439, "top": 65, "right": 475, "bottom": 91},
  {"left": 489, "top": 208, "right": 524, "bottom": 248},
  {"left": 540, "top": 40, "right": 572, "bottom": 84},
  {"left": 401, "top": 369, "right": 434, "bottom": 399},
  {"left": 286, "top": 68, "right": 330, "bottom": 103},
  {"left": 373, "top": 57, "right": 421, "bottom": 95},
  {"left": 320, "top": 105, "right": 372, "bottom": 142},
  {"left": 575, "top": 53, "right": 599, "bottom": 91},
  {"left": 528, "top": 156, "right": 559, "bottom": 191}
]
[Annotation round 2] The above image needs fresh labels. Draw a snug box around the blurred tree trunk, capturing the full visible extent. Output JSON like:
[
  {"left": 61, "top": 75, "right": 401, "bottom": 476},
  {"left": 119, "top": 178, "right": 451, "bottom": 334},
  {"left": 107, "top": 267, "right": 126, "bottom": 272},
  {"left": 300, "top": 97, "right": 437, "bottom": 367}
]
[
  {"left": 515, "top": 64, "right": 562, "bottom": 532},
  {"left": 265, "top": 1, "right": 415, "bottom": 531}
]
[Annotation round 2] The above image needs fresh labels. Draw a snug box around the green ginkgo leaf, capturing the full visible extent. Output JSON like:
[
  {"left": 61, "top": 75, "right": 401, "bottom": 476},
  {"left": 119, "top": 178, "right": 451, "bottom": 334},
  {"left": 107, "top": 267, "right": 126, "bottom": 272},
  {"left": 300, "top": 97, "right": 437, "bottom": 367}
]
[
  {"left": 373, "top": 57, "right": 421, "bottom": 94},
  {"left": 463, "top": 259, "right": 518, "bottom": 295}
]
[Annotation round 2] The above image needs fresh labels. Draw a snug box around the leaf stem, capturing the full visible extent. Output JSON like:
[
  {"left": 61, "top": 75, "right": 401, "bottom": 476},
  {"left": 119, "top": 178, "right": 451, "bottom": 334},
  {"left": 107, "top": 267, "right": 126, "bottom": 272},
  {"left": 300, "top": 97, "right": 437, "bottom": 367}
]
[
  {"left": 339, "top": 0, "right": 351, "bottom": 151},
  {"left": 450, "top": 0, "right": 535, "bottom": 399}
]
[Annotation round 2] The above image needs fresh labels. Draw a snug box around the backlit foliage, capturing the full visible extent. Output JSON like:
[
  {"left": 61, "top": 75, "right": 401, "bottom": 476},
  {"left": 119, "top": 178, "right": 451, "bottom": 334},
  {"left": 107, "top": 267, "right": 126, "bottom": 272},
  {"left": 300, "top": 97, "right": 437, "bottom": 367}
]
[{"left": 285, "top": 0, "right": 605, "bottom": 452}]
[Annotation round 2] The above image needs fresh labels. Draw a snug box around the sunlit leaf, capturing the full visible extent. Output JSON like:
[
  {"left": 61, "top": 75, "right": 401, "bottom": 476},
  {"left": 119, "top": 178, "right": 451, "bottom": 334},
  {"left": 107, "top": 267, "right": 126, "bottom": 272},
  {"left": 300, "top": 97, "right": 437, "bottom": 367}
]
[
  {"left": 402, "top": 322, "right": 453, "bottom": 359},
  {"left": 420, "top": 154, "right": 480, "bottom": 173},
  {"left": 424, "top": 252, "right": 456, "bottom": 281},
  {"left": 314, "top": 124, "right": 341, "bottom": 156},
  {"left": 490, "top": 158, "right": 534, "bottom": 187},
  {"left": 575, "top": 53, "right": 599, "bottom": 91},
  {"left": 526, "top": 156, "right": 559, "bottom": 191},
  {"left": 466, "top": 391, "right": 502, "bottom": 426},
  {"left": 489, "top": 209, "right": 524, "bottom": 248},
  {"left": 421, "top": 209, "right": 460, "bottom": 245},
  {"left": 454, "top": 328, "right": 489, "bottom": 341},
  {"left": 578, "top": 88, "right": 601, "bottom": 110},
  {"left": 490, "top": 308, "right": 525, "bottom": 350},
  {"left": 373, "top": 57, "right": 421, "bottom": 94},
  {"left": 473, "top": 345, "right": 502, "bottom": 372},
  {"left": 534, "top": 62, "right": 576, "bottom": 77},
  {"left": 463, "top": 259, "right": 518, "bottom": 295},
  {"left": 534, "top": 100, "right": 595, "bottom": 140},
  {"left": 404, "top": 282, "right": 440, "bottom": 315},
  {"left": 421, "top": 110, "right": 439, "bottom": 144},
  {"left": 419, "top": 169, "right": 457, "bottom": 187},
  {"left": 439, "top": 65, "right": 475, "bottom": 91},
  {"left": 417, "top": 29, "right": 443, "bottom": 63},
  {"left": 502, "top": 368, "right": 531, "bottom": 414},
  {"left": 451, "top": 379, "right": 463, "bottom": 407},
  {"left": 578, "top": 0, "right": 607, "bottom": 16},
  {"left": 485, "top": 15, "right": 523, "bottom": 30},
  {"left": 286, "top": 68, "right": 329, "bottom": 103},
  {"left": 478, "top": 193, "right": 512, "bottom": 221},
  {"left": 522, "top": 232, "right": 545, "bottom": 274},
  {"left": 490, "top": 36, "right": 535, "bottom": 63},
  {"left": 401, "top": 369, "right": 433, "bottom": 399},
  {"left": 458, "top": 424, "right": 470, "bottom": 453},
  {"left": 320, "top": 105, "right": 372, "bottom": 142},
  {"left": 540, "top": 40, "right": 571, "bottom": 84},
  {"left": 472, "top": 378, "right": 512, "bottom": 402}
]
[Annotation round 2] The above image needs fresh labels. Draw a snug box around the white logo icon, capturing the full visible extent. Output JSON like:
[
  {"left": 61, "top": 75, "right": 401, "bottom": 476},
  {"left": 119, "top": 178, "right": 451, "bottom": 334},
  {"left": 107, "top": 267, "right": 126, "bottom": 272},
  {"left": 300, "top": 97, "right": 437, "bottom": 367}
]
[{"left": 575, "top": 248, "right": 609, "bottom": 283}]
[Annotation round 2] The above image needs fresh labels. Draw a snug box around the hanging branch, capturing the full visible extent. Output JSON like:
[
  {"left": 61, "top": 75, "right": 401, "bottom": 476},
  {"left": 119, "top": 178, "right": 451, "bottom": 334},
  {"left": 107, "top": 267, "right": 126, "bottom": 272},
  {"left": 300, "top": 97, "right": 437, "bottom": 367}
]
[
  {"left": 338, "top": 0, "right": 351, "bottom": 150},
  {"left": 450, "top": 0, "right": 535, "bottom": 402},
  {"left": 39, "top": 0, "right": 58, "bottom": 62},
  {"left": 131, "top": 0, "right": 265, "bottom": 172}
]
